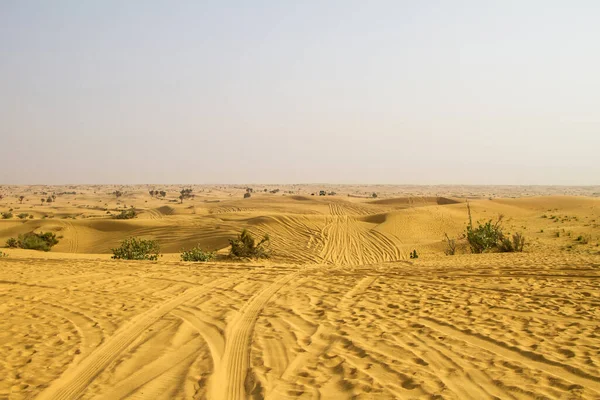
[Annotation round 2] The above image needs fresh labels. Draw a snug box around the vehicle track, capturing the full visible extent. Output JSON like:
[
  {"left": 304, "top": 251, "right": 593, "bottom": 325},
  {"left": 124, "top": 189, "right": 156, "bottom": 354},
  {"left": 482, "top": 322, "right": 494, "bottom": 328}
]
[
  {"left": 37, "top": 276, "right": 233, "bottom": 400},
  {"left": 209, "top": 271, "right": 299, "bottom": 400}
]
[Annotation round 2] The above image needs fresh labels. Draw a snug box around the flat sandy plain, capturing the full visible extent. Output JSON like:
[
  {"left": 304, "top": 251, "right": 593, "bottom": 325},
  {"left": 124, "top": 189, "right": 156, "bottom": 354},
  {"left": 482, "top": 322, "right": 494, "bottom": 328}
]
[{"left": 1, "top": 185, "right": 600, "bottom": 399}]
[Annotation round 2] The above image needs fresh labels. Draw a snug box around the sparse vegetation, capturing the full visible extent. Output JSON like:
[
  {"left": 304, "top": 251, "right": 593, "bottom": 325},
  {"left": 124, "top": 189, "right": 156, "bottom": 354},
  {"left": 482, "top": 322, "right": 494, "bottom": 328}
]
[
  {"left": 179, "top": 188, "right": 193, "bottom": 203},
  {"left": 0, "top": 251, "right": 7, "bottom": 257},
  {"left": 243, "top": 192, "right": 251, "bottom": 199},
  {"left": 372, "top": 192, "right": 378, "bottom": 198},
  {"left": 465, "top": 202, "right": 525, "bottom": 253},
  {"left": 444, "top": 233, "right": 457, "bottom": 255},
  {"left": 17, "top": 213, "right": 29, "bottom": 219},
  {"left": 229, "top": 229, "right": 270, "bottom": 259},
  {"left": 111, "top": 237, "right": 161, "bottom": 260},
  {"left": 19, "top": 196, "right": 25, "bottom": 204},
  {"left": 114, "top": 208, "right": 137, "bottom": 220},
  {"left": 180, "top": 245, "right": 215, "bottom": 262},
  {"left": 2, "top": 212, "right": 13, "bottom": 219},
  {"left": 409, "top": 249, "right": 419, "bottom": 259},
  {"left": 6, "top": 232, "right": 59, "bottom": 252},
  {"left": 114, "top": 190, "right": 123, "bottom": 198},
  {"left": 575, "top": 235, "right": 590, "bottom": 244}
]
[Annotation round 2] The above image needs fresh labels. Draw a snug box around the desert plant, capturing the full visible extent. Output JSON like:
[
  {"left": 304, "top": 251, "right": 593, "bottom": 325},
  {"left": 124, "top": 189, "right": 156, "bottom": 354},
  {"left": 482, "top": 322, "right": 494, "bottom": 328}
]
[
  {"left": 114, "top": 190, "right": 123, "bottom": 198},
  {"left": 19, "top": 196, "right": 24, "bottom": 204},
  {"left": 0, "top": 251, "right": 7, "bottom": 257},
  {"left": 229, "top": 229, "right": 270, "bottom": 259},
  {"left": 465, "top": 202, "right": 524, "bottom": 253},
  {"left": 12, "top": 232, "right": 59, "bottom": 251},
  {"left": 180, "top": 245, "right": 215, "bottom": 262},
  {"left": 111, "top": 237, "right": 161, "bottom": 260},
  {"left": 46, "top": 196, "right": 53, "bottom": 204},
  {"left": 243, "top": 192, "right": 251, "bottom": 199},
  {"left": 41, "top": 198, "right": 45, "bottom": 205},
  {"left": 114, "top": 208, "right": 137, "bottom": 220},
  {"left": 409, "top": 249, "right": 419, "bottom": 259},
  {"left": 576, "top": 235, "right": 590, "bottom": 244},
  {"left": 17, "top": 213, "right": 29, "bottom": 219},
  {"left": 2, "top": 212, "right": 13, "bottom": 219},
  {"left": 372, "top": 192, "right": 378, "bottom": 198},
  {"left": 444, "top": 233, "right": 457, "bottom": 255}
]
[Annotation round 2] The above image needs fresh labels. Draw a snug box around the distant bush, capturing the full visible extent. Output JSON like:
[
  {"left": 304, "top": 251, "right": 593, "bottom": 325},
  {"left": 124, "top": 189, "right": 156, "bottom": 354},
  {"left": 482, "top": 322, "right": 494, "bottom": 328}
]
[
  {"left": 6, "top": 232, "right": 59, "bottom": 251},
  {"left": 17, "top": 213, "right": 29, "bottom": 220},
  {"left": 465, "top": 202, "right": 525, "bottom": 253},
  {"left": 114, "top": 209, "right": 137, "bottom": 220},
  {"left": 409, "top": 249, "right": 419, "bottom": 259},
  {"left": 576, "top": 235, "right": 590, "bottom": 244},
  {"left": 243, "top": 192, "right": 251, "bottom": 199},
  {"left": 229, "top": 229, "right": 270, "bottom": 259},
  {"left": 0, "top": 251, "right": 7, "bottom": 258},
  {"left": 372, "top": 192, "right": 378, "bottom": 198},
  {"left": 111, "top": 237, "right": 160, "bottom": 260},
  {"left": 2, "top": 212, "right": 13, "bottom": 219},
  {"left": 180, "top": 245, "right": 215, "bottom": 262}
]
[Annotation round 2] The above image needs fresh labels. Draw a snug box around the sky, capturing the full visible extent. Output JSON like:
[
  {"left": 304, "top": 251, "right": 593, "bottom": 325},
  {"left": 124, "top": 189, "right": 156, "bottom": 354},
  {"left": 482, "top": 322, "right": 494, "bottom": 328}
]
[{"left": 1, "top": 0, "right": 599, "bottom": 185}]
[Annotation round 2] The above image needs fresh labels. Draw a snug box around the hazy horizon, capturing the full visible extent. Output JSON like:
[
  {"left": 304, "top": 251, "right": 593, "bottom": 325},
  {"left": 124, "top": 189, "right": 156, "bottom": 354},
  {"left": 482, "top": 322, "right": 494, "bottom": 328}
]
[{"left": 2, "top": 1, "right": 599, "bottom": 185}]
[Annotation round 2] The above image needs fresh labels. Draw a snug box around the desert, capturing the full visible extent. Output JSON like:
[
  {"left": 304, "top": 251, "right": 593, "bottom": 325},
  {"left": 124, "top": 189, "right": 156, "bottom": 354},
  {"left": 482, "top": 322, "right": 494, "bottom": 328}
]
[{"left": 1, "top": 185, "right": 599, "bottom": 399}]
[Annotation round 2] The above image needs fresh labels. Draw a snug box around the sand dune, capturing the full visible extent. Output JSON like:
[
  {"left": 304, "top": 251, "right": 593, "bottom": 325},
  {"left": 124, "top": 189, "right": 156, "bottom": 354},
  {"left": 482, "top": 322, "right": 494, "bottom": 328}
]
[{"left": 1, "top": 185, "right": 599, "bottom": 399}]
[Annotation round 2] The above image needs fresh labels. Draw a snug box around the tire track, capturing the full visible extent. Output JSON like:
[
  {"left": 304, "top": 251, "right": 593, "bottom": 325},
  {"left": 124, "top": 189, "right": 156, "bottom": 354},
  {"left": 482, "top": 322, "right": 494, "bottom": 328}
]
[
  {"left": 37, "top": 276, "right": 233, "bottom": 400},
  {"left": 209, "top": 271, "right": 299, "bottom": 400},
  {"left": 419, "top": 317, "right": 600, "bottom": 394}
]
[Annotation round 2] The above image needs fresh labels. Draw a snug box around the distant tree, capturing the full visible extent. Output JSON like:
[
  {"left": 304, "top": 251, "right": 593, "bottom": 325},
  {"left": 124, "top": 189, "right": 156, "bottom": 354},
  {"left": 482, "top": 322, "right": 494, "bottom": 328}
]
[
  {"left": 17, "top": 213, "right": 29, "bottom": 220},
  {"left": 41, "top": 198, "right": 46, "bottom": 205},
  {"left": 114, "top": 190, "right": 123, "bottom": 198},
  {"left": 149, "top": 190, "right": 155, "bottom": 197},
  {"left": 159, "top": 191, "right": 166, "bottom": 197},
  {"left": 179, "top": 188, "right": 193, "bottom": 203},
  {"left": 244, "top": 192, "right": 251, "bottom": 199},
  {"left": 46, "top": 196, "right": 53, "bottom": 204},
  {"left": 372, "top": 192, "right": 378, "bottom": 198},
  {"left": 0, "top": 194, "right": 4, "bottom": 200},
  {"left": 19, "top": 196, "right": 25, "bottom": 204}
]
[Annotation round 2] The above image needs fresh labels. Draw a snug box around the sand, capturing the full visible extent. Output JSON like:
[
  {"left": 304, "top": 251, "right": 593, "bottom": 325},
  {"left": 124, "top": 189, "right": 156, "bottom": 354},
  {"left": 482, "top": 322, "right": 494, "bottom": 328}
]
[{"left": 0, "top": 185, "right": 599, "bottom": 399}]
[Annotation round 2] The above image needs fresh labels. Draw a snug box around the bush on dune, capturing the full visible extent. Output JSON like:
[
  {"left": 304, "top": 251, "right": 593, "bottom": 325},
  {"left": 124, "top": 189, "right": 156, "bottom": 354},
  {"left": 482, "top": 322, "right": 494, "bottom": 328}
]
[
  {"left": 111, "top": 237, "right": 161, "bottom": 261},
  {"left": 180, "top": 245, "right": 215, "bottom": 262},
  {"left": 465, "top": 202, "right": 525, "bottom": 254},
  {"left": 229, "top": 229, "right": 270, "bottom": 259},
  {"left": 6, "top": 232, "right": 59, "bottom": 252},
  {"left": 114, "top": 208, "right": 137, "bottom": 220}
]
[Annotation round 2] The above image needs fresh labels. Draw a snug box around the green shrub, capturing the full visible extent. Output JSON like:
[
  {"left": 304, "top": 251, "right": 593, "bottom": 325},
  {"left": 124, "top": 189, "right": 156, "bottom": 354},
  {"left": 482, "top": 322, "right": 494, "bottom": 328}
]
[
  {"left": 409, "top": 249, "right": 419, "bottom": 259},
  {"left": 2, "top": 212, "right": 13, "bottom": 219},
  {"left": 111, "top": 237, "right": 160, "bottom": 260},
  {"left": 229, "top": 229, "right": 270, "bottom": 259},
  {"left": 17, "top": 213, "right": 29, "bottom": 220},
  {"left": 465, "top": 202, "right": 524, "bottom": 253},
  {"left": 114, "top": 209, "right": 137, "bottom": 220},
  {"left": 180, "top": 245, "right": 215, "bottom": 262},
  {"left": 6, "top": 237, "right": 18, "bottom": 248},
  {"left": 16, "top": 232, "right": 59, "bottom": 251}
]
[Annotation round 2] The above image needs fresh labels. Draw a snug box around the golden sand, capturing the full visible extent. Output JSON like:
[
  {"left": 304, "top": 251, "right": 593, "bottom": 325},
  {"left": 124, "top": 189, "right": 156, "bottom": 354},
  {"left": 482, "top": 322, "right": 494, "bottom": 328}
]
[{"left": 1, "top": 185, "right": 599, "bottom": 399}]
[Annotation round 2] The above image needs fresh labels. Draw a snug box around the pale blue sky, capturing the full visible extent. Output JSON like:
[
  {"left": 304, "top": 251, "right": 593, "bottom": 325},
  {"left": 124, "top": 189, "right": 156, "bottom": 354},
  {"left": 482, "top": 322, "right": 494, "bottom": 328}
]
[{"left": 1, "top": 1, "right": 599, "bottom": 184}]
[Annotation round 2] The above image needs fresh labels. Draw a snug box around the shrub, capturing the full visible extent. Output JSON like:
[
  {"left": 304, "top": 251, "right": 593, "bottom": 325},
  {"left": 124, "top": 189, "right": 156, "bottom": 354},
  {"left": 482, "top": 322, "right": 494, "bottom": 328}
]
[
  {"left": 2, "top": 212, "right": 13, "bottom": 219},
  {"left": 17, "top": 213, "right": 29, "bottom": 220},
  {"left": 243, "top": 192, "right": 251, "bottom": 199},
  {"left": 576, "top": 235, "right": 590, "bottom": 244},
  {"left": 229, "top": 229, "right": 270, "bottom": 259},
  {"left": 444, "top": 233, "right": 457, "bottom": 255},
  {"left": 114, "top": 209, "right": 137, "bottom": 220},
  {"left": 180, "top": 245, "right": 215, "bottom": 262},
  {"left": 372, "top": 192, "right": 378, "bottom": 198},
  {"left": 0, "top": 251, "right": 7, "bottom": 257},
  {"left": 409, "top": 249, "right": 419, "bottom": 259},
  {"left": 111, "top": 237, "right": 160, "bottom": 260},
  {"left": 465, "top": 202, "right": 524, "bottom": 253},
  {"left": 12, "top": 232, "right": 59, "bottom": 251}
]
